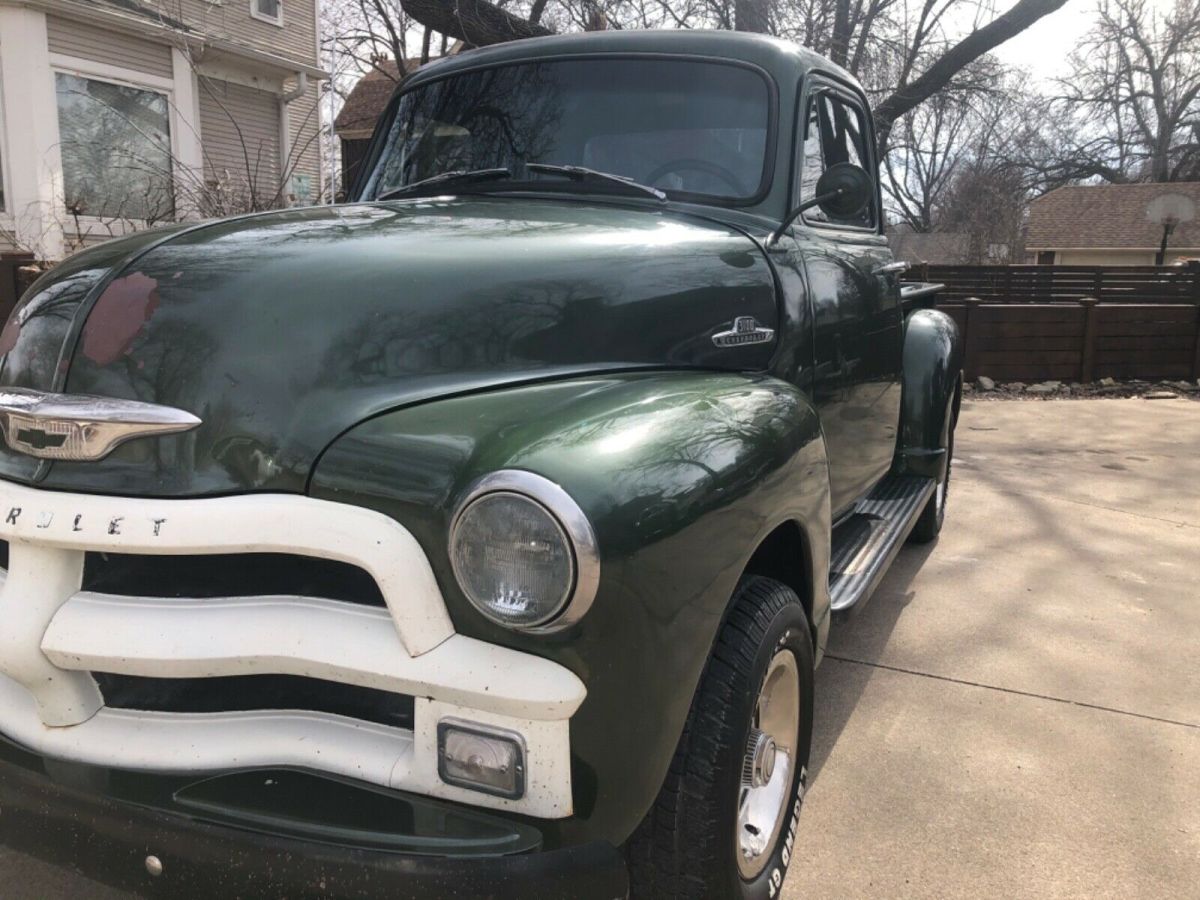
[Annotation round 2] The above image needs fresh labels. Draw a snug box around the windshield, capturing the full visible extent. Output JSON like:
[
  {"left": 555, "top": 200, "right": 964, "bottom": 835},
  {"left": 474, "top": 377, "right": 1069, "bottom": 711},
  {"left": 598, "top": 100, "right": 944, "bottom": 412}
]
[{"left": 365, "top": 58, "right": 772, "bottom": 203}]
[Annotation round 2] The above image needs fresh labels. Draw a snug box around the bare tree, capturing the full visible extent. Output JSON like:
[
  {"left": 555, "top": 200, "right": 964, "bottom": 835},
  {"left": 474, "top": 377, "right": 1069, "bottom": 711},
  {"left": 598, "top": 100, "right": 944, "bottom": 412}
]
[
  {"left": 1056, "top": 0, "right": 1200, "bottom": 182},
  {"left": 388, "top": 0, "right": 1068, "bottom": 148}
]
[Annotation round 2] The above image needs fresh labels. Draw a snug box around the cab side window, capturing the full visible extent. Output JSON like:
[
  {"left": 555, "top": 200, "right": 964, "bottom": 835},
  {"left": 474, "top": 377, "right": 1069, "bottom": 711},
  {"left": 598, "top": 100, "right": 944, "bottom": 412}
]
[{"left": 798, "top": 90, "right": 876, "bottom": 229}]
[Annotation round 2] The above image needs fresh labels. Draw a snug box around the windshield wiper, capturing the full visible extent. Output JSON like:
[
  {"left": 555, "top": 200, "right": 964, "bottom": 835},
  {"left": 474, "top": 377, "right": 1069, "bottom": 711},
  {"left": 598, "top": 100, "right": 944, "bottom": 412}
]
[
  {"left": 377, "top": 168, "right": 513, "bottom": 200},
  {"left": 526, "top": 164, "right": 667, "bottom": 202}
]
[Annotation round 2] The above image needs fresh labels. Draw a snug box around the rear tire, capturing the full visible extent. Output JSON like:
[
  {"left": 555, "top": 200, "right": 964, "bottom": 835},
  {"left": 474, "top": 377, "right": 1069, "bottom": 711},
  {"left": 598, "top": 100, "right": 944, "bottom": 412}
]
[{"left": 626, "top": 576, "right": 814, "bottom": 900}]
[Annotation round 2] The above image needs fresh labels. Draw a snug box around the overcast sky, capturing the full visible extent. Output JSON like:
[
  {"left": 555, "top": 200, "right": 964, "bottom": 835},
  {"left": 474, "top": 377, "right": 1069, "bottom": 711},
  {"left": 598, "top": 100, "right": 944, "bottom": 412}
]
[{"left": 994, "top": 0, "right": 1178, "bottom": 82}]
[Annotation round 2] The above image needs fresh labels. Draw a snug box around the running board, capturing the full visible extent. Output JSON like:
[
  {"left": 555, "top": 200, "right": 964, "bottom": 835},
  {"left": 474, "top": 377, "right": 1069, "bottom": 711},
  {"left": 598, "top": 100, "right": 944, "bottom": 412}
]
[{"left": 829, "top": 475, "right": 935, "bottom": 620}]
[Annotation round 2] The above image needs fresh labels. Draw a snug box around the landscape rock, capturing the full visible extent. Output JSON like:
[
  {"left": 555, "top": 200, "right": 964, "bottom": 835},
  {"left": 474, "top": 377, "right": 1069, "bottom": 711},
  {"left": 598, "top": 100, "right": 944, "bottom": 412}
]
[
  {"left": 976, "top": 375, "right": 996, "bottom": 392},
  {"left": 1144, "top": 391, "right": 1178, "bottom": 400},
  {"left": 1026, "top": 384, "right": 1056, "bottom": 395},
  {"left": 1098, "top": 377, "right": 1117, "bottom": 387}
]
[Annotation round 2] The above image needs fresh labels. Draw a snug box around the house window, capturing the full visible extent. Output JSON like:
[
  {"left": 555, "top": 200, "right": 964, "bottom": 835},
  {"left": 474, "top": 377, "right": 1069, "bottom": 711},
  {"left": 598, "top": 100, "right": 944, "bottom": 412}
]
[
  {"left": 798, "top": 89, "right": 877, "bottom": 229},
  {"left": 251, "top": 0, "right": 283, "bottom": 24},
  {"left": 55, "top": 73, "right": 174, "bottom": 221}
]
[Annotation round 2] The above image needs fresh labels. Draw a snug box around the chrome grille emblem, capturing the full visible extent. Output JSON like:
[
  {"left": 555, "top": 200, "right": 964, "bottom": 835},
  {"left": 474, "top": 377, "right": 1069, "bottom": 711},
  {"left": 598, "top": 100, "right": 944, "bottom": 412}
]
[{"left": 0, "top": 389, "right": 201, "bottom": 461}]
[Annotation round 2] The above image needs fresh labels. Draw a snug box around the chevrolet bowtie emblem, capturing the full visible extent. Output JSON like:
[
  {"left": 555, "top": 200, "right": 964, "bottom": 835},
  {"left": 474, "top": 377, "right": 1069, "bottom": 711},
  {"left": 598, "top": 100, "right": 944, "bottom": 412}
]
[{"left": 0, "top": 388, "right": 201, "bottom": 461}]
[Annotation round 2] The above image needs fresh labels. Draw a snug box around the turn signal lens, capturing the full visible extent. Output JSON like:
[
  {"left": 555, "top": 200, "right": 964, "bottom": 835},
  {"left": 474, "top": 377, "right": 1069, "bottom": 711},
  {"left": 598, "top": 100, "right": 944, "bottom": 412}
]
[
  {"left": 450, "top": 491, "right": 575, "bottom": 628},
  {"left": 437, "top": 719, "right": 525, "bottom": 798}
]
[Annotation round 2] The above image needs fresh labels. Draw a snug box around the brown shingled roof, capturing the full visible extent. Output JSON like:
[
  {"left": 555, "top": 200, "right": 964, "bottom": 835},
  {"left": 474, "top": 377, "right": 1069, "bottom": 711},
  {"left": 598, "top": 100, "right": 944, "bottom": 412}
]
[
  {"left": 1026, "top": 182, "right": 1200, "bottom": 250},
  {"left": 334, "top": 60, "right": 417, "bottom": 139}
]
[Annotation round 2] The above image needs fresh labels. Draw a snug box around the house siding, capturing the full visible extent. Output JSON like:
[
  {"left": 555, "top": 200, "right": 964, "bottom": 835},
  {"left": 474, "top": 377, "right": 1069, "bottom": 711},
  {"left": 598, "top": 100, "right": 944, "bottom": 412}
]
[
  {"left": 172, "top": 1, "right": 318, "bottom": 67},
  {"left": 46, "top": 15, "right": 173, "bottom": 79},
  {"left": 198, "top": 77, "right": 281, "bottom": 202},
  {"left": 285, "top": 88, "right": 322, "bottom": 199},
  {"left": 1047, "top": 248, "right": 1200, "bottom": 266}
]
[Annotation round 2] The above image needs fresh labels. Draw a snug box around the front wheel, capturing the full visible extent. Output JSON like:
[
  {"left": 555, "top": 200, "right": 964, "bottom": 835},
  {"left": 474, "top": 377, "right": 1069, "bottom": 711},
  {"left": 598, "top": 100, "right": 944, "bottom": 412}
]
[{"left": 626, "top": 577, "right": 815, "bottom": 899}]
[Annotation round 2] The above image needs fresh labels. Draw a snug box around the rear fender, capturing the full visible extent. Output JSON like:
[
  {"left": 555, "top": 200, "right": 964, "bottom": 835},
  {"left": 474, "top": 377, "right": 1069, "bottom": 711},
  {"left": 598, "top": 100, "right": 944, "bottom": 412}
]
[{"left": 895, "top": 309, "right": 962, "bottom": 478}]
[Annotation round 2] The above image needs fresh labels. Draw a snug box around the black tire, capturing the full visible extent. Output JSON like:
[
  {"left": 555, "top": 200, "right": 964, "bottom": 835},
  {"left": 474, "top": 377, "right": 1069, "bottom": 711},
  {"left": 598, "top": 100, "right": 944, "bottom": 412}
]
[
  {"left": 626, "top": 576, "right": 815, "bottom": 900},
  {"left": 909, "top": 394, "right": 957, "bottom": 544}
]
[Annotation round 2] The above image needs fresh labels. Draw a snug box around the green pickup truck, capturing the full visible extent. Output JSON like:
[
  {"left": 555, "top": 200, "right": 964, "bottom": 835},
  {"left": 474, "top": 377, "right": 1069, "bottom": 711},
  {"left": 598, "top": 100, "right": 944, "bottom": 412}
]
[{"left": 0, "top": 29, "right": 960, "bottom": 900}]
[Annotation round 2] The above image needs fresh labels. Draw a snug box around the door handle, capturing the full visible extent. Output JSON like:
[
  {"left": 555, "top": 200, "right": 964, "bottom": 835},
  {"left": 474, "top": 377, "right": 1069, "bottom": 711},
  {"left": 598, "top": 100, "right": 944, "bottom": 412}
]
[{"left": 873, "top": 261, "right": 908, "bottom": 276}]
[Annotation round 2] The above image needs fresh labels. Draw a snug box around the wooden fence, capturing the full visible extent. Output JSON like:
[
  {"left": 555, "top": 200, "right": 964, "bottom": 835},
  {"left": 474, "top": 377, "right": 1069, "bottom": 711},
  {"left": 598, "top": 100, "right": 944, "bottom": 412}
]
[
  {"left": 909, "top": 264, "right": 1200, "bottom": 305},
  {"left": 939, "top": 299, "right": 1200, "bottom": 383}
]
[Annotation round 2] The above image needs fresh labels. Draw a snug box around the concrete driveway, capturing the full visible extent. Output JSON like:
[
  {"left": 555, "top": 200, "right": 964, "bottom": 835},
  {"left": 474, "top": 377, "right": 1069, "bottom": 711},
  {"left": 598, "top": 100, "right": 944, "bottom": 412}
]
[
  {"left": 784, "top": 398, "right": 1200, "bottom": 899},
  {"left": 2, "top": 398, "right": 1197, "bottom": 898}
]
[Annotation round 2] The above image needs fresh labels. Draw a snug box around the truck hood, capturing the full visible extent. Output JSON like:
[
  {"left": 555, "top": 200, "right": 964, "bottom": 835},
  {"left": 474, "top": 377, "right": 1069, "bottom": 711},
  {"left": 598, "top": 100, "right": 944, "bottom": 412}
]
[{"left": 0, "top": 199, "right": 777, "bottom": 496}]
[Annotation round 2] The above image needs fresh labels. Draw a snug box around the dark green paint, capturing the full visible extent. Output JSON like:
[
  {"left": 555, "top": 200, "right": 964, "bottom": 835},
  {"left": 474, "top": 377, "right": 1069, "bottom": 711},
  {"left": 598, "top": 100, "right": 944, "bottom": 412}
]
[
  {"left": 4, "top": 199, "right": 776, "bottom": 495},
  {"left": 896, "top": 309, "right": 963, "bottom": 478},
  {"left": 311, "top": 370, "right": 831, "bottom": 848},
  {"left": 0, "top": 30, "right": 961, "bottom": 861}
]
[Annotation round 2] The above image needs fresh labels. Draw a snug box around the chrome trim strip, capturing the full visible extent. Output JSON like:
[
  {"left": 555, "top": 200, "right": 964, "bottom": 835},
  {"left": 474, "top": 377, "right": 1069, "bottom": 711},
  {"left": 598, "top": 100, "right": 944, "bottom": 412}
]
[
  {"left": 449, "top": 470, "right": 601, "bottom": 634},
  {"left": 0, "top": 388, "right": 201, "bottom": 461}
]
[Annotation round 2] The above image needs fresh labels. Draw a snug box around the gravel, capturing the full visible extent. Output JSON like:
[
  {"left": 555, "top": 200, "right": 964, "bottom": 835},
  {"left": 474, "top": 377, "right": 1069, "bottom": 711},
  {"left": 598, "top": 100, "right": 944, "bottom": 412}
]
[{"left": 962, "top": 377, "right": 1200, "bottom": 401}]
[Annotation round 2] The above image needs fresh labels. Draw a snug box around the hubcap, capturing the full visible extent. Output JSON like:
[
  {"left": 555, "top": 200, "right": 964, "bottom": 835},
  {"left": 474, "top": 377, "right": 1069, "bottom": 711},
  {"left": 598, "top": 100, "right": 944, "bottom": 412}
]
[{"left": 736, "top": 649, "right": 800, "bottom": 879}]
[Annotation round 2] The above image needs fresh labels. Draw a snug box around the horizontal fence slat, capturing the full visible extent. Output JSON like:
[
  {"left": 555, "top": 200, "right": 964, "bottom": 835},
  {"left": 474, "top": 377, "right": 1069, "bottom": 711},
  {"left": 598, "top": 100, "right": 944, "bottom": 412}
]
[
  {"left": 976, "top": 365, "right": 1083, "bottom": 380},
  {"left": 1094, "top": 363, "right": 1193, "bottom": 379},
  {"left": 1097, "top": 305, "right": 1197, "bottom": 323},
  {"left": 1094, "top": 349, "right": 1194, "bottom": 365},
  {"left": 975, "top": 321, "right": 1085, "bottom": 338},
  {"left": 1095, "top": 335, "right": 1197, "bottom": 351},
  {"left": 980, "top": 336, "right": 1083, "bottom": 351},
  {"left": 1096, "top": 321, "right": 1192, "bottom": 336},
  {"left": 977, "top": 306, "right": 1085, "bottom": 323},
  {"left": 978, "top": 350, "right": 1081, "bottom": 365}
]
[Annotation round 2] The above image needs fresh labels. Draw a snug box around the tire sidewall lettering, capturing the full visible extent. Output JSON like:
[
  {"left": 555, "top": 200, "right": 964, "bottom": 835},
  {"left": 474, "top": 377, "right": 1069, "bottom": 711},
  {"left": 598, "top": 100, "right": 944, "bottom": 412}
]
[{"left": 765, "top": 768, "right": 807, "bottom": 897}]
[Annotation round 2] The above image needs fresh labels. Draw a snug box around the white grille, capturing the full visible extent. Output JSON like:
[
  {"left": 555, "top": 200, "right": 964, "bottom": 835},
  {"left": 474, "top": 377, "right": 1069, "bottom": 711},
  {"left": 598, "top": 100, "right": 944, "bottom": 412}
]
[{"left": 0, "top": 480, "right": 583, "bottom": 818}]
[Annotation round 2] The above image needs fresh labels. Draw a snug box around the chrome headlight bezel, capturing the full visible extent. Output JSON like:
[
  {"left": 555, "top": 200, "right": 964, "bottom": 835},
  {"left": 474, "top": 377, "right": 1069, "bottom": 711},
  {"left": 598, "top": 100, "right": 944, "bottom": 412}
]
[{"left": 448, "top": 470, "right": 600, "bottom": 633}]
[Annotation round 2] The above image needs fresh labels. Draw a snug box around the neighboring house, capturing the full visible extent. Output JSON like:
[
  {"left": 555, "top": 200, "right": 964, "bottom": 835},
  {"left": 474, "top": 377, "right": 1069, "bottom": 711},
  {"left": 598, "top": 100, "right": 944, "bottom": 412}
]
[
  {"left": 1026, "top": 182, "right": 1200, "bottom": 266},
  {"left": 334, "top": 54, "right": 457, "bottom": 194},
  {"left": 887, "top": 229, "right": 1013, "bottom": 266},
  {"left": 334, "top": 59, "right": 403, "bottom": 195},
  {"left": 0, "top": 0, "right": 326, "bottom": 260}
]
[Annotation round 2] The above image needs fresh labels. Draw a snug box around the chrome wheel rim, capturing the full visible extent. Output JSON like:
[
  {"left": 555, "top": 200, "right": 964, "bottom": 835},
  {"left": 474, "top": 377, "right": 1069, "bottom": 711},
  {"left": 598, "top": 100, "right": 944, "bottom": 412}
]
[{"left": 736, "top": 649, "right": 800, "bottom": 879}]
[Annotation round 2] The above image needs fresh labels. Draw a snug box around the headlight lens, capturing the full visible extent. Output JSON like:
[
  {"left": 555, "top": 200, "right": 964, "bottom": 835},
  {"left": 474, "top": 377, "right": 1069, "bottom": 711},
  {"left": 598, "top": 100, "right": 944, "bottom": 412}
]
[{"left": 450, "top": 491, "right": 575, "bottom": 628}]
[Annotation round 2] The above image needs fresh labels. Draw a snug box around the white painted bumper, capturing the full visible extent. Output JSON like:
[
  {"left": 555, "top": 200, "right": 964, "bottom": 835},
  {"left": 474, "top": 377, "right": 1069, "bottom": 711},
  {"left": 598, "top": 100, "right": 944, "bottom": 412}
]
[{"left": 0, "top": 480, "right": 584, "bottom": 819}]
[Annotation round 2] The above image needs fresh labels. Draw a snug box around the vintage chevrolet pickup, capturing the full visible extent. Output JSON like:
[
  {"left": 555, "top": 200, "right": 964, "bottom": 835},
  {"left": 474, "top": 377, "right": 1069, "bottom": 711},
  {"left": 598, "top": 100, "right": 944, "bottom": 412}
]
[{"left": 0, "top": 29, "right": 960, "bottom": 900}]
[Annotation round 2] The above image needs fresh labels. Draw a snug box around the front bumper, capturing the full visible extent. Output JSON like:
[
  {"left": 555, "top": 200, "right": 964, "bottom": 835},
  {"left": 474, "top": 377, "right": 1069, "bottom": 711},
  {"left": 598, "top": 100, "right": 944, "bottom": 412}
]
[{"left": 0, "top": 739, "right": 629, "bottom": 899}]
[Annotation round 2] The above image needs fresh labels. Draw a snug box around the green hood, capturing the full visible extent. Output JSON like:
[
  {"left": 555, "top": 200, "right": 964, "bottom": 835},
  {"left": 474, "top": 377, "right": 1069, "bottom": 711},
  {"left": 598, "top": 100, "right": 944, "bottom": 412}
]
[{"left": 0, "top": 198, "right": 777, "bottom": 496}]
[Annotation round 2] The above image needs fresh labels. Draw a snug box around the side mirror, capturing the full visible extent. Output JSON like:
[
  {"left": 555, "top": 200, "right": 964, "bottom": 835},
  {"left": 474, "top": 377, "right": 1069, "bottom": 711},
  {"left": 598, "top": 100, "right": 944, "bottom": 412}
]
[{"left": 767, "top": 162, "right": 874, "bottom": 248}]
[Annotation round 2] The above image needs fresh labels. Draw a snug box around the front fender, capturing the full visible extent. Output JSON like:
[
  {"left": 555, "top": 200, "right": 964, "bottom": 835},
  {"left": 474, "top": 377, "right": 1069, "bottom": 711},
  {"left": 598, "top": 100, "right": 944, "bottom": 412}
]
[
  {"left": 309, "top": 371, "right": 828, "bottom": 849},
  {"left": 895, "top": 309, "right": 962, "bottom": 478}
]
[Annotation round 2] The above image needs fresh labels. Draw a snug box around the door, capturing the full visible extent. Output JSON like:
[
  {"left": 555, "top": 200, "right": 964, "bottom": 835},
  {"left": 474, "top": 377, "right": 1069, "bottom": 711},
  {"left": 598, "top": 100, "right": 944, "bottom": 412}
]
[{"left": 792, "top": 83, "right": 904, "bottom": 517}]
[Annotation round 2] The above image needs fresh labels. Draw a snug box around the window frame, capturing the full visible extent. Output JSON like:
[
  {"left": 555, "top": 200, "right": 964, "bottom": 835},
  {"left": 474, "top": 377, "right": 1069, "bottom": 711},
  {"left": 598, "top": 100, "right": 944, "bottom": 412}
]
[
  {"left": 250, "top": 0, "right": 285, "bottom": 26},
  {"left": 792, "top": 74, "right": 881, "bottom": 235},
  {"left": 49, "top": 59, "right": 178, "bottom": 230},
  {"left": 0, "top": 68, "right": 10, "bottom": 216}
]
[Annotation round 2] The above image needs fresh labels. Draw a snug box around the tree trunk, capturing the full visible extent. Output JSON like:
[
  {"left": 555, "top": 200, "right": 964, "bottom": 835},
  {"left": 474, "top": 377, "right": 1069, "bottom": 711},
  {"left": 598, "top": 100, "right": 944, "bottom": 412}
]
[
  {"left": 398, "top": 0, "right": 552, "bottom": 47},
  {"left": 735, "top": 0, "right": 772, "bottom": 34}
]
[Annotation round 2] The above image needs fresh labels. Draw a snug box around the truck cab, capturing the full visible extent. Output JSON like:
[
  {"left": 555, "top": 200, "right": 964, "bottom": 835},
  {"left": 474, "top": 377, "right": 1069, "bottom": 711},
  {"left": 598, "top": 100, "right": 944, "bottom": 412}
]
[{"left": 0, "top": 30, "right": 959, "bottom": 899}]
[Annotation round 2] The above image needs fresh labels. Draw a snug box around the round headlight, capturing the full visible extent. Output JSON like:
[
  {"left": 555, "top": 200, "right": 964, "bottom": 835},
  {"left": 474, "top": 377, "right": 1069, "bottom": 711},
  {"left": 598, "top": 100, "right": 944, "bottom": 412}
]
[{"left": 449, "top": 473, "right": 599, "bottom": 632}]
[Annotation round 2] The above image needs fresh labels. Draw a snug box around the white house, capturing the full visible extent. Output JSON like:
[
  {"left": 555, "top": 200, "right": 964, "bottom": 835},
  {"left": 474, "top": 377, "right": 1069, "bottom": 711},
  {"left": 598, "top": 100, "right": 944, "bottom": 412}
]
[{"left": 0, "top": 0, "right": 326, "bottom": 261}]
